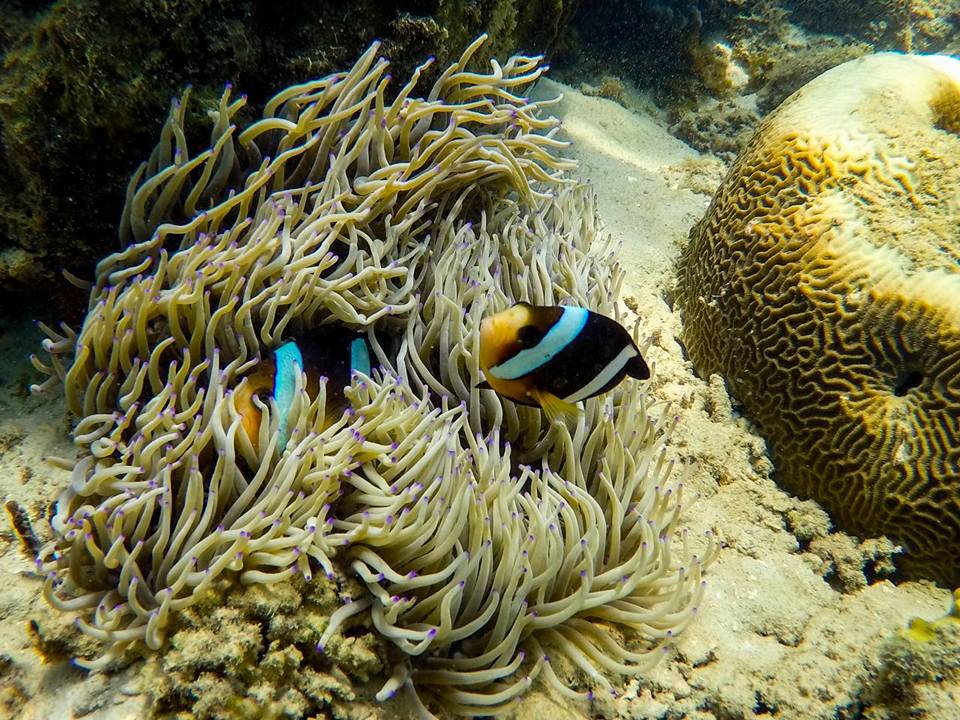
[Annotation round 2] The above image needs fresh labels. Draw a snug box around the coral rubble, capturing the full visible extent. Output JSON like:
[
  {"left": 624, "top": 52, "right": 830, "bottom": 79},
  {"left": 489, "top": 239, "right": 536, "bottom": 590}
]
[
  {"left": 867, "top": 590, "right": 960, "bottom": 719},
  {"left": 144, "top": 577, "right": 384, "bottom": 719},
  {"left": 554, "top": 1, "right": 959, "bottom": 160}
]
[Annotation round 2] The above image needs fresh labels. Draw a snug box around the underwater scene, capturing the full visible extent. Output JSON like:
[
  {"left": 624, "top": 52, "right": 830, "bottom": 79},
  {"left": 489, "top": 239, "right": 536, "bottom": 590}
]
[{"left": 0, "top": 1, "right": 958, "bottom": 719}]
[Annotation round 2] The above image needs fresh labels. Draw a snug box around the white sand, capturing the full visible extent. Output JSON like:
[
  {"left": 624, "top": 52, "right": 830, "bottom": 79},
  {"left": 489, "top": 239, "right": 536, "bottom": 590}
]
[{"left": 0, "top": 79, "right": 953, "bottom": 720}]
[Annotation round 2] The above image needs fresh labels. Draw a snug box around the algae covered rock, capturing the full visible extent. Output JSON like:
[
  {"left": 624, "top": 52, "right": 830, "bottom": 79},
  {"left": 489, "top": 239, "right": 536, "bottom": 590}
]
[
  {"left": 676, "top": 53, "right": 960, "bottom": 585},
  {"left": 0, "top": 0, "right": 579, "bottom": 303},
  {"left": 145, "top": 576, "right": 386, "bottom": 720},
  {"left": 784, "top": 0, "right": 960, "bottom": 50},
  {"left": 867, "top": 590, "right": 960, "bottom": 719}
]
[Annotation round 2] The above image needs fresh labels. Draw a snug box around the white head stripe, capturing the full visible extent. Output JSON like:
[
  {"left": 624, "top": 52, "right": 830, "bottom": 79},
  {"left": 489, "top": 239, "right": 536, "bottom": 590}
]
[
  {"left": 273, "top": 341, "right": 304, "bottom": 452},
  {"left": 489, "top": 306, "right": 589, "bottom": 380},
  {"left": 563, "top": 344, "right": 637, "bottom": 403}
]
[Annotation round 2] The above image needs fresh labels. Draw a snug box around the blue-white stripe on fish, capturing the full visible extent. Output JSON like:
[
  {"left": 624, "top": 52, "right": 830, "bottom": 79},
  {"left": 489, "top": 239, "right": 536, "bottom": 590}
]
[
  {"left": 488, "top": 306, "right": 588, "bottom": 380},
  {"left": 350, "top": 336, "right": 371, "bottom": 376},
  {"left": 273, "top": 340, "right": 304, "bottom": 451},
  {"left": 236, "top": 328, "right": 374, "bottom": 456},
  {"left": 562, "top": 343, "right": 639, "bottom": 403},
  {"left": 478, "top": 302, "right": 650, "bottom": 422}
]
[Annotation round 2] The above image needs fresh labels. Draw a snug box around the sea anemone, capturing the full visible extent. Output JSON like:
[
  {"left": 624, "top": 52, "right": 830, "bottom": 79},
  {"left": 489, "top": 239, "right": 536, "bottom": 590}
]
[{"left": 34, "top": 36, "right": 713, "bottom": 716}]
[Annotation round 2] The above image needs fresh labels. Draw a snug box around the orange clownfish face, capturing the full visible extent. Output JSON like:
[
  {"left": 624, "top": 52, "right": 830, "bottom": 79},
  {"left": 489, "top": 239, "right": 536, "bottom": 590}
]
[
  {"left": 479, "top": 303, "right": 562, "bottom": 373},
  {"left": 234, "top": 362, "right": 276, "bottom": 454}
]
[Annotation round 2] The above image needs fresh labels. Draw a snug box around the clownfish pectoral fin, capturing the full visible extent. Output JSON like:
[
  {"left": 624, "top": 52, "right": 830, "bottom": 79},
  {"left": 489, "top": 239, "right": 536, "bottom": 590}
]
[
  {"left": 475, "top": 380, "right": 494, "bottom": 390},
  {"left": 533, "top": 389, "right": 580, "bottom": 424}
]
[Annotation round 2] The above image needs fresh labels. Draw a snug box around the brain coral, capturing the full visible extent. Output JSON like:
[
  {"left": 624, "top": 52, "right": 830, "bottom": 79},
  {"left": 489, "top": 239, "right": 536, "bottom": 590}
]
[{"left": 677, "top": 53, "right": 960, "bottom": 585}]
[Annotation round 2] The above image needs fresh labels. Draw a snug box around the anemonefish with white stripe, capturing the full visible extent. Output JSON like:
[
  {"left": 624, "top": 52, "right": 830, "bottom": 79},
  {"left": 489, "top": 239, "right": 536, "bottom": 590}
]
[
  {"left": 478, "top": 302, "right": 649, "bottom": 422},
  {"left": 235, "top": 327, "right": 371, "bottom": 454}
]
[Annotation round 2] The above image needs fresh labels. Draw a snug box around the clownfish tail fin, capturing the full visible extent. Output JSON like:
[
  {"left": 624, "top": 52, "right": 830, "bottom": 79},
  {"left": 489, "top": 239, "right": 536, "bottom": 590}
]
[{"left": 626, "top": 353, "right": 650, "bottom": 380}]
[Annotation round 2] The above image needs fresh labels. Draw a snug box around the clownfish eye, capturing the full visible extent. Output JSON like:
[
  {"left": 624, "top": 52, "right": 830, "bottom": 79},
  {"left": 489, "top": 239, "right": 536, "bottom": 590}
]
[{"left": 516, "top": 325, "right": 543, "bottom": 347}]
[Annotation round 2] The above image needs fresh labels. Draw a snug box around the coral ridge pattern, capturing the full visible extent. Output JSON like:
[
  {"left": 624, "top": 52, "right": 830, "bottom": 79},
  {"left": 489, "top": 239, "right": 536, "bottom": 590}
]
[{"left": 678, "top": 52, "right": 960, "bottom": 586}]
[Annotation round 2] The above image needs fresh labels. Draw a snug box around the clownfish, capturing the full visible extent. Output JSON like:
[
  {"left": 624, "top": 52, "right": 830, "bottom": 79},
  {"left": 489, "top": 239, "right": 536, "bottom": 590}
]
[
  {"left": 477, "top": 302, "right": 649, "bottom": 422},
  {"left": 235, "top": 327, "right": 371, "bottom": 454}
]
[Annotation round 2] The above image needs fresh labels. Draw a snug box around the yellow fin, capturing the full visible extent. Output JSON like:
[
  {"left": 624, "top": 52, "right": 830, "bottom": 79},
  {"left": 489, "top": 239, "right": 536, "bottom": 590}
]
[{"left": 533, "top": 389, "right": 580, "bottom": 424}]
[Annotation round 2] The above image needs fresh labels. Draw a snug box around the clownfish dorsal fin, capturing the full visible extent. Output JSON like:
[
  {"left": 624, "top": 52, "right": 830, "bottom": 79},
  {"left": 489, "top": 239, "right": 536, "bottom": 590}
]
[{"left": 533, "top": 389, "right": 580, "bottom": 424}]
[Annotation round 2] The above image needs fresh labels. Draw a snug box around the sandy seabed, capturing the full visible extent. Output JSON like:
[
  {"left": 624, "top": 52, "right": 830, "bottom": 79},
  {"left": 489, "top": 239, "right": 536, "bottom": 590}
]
[{"left": 0, "top": 78, "right": 954, "bottom": 720}]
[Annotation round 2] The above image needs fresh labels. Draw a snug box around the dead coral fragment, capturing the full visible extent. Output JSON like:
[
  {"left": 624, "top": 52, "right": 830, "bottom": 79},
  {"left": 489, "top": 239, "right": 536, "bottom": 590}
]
[
  {"left": 0, "top": 655, "right": 29, "bottom": 719},
  {"left": 145, "top": 577, "right": 381, "bottom": 720},
  {"left": 4, "top": 499, "right": 41, "bottom": 558},
  {"left": 580, "top": 75, "right": 627, "bottom": 105}
]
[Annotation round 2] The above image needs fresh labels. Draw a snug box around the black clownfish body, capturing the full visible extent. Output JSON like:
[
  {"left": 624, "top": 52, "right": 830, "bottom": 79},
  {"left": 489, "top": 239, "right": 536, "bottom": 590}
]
[
  {"left": 478, "top": 302, "right": 649, "bottom": 422},
  {"left": 235, "top": 327, "right": 372, "bottom": 454}
]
